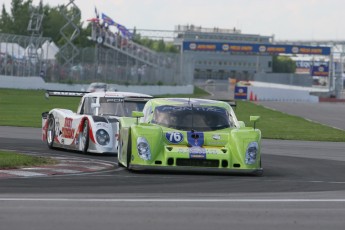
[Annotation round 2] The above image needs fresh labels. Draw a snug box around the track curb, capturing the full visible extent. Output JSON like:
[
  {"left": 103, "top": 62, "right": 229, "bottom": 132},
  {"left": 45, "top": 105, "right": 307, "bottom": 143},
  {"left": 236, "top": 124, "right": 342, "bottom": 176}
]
[{"left": 0, "top": 152, "right": 115, "bottom": 179}]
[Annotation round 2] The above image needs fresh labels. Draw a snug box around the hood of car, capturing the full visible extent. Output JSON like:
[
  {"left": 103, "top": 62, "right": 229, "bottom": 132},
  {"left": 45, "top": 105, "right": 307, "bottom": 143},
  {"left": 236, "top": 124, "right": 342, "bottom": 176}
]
[{"left": 163, "top": 129, "right": 229, "bottom": 147}]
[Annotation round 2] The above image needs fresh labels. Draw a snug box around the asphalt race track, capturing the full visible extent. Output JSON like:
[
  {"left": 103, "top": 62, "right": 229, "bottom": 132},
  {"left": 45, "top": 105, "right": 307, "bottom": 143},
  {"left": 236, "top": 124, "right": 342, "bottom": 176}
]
[{"left": 1, "top": 126, "right": 345, "bottom": 230}]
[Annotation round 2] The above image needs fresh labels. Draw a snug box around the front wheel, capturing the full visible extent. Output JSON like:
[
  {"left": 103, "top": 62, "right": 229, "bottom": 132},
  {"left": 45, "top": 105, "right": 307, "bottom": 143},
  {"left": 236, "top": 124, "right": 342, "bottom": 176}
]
[
  {"left": 126, "top": 129, "right": 132, "bottom": 169},
  {"left": 46, "top": 116, "right": 55, "bottom": 149},
  {"left": 79, "top": 120, "right": 89, "bottom": 153},
  {"left": 117, "top": 137, "right": 124, "bottom": 167}
]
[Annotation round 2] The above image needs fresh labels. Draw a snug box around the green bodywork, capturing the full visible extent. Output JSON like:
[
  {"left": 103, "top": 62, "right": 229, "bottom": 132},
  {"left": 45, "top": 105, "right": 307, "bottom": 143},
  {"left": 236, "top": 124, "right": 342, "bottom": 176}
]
[{"left": 118, "top": 98, "right": 262, "bottom": 175}]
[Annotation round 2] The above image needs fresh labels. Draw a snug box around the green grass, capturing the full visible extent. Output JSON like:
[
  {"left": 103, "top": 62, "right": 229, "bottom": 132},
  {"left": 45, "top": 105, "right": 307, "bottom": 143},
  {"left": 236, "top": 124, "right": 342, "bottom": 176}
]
[
  {"left": 1, "top": 88, "right": 345, "bottom": 142},
  {"left": 235, "top": 101, "right": 345, "bottom": 142},
  {"left": 0, "top": 89, "right": 80, "bottom": 127},
  {"left": 0, "top": 150, "right": 57, "bottom": 169}
]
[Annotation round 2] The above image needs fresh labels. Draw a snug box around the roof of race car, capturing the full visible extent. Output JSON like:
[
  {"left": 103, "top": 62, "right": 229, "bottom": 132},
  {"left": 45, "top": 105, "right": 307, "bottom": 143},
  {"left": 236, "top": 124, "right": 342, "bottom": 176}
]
[
  {"left": 85, "top": 91, "right": 152, "bottom": 98},
  {"left": 148, "top": 98, "right": 232, "bottom": 110}
]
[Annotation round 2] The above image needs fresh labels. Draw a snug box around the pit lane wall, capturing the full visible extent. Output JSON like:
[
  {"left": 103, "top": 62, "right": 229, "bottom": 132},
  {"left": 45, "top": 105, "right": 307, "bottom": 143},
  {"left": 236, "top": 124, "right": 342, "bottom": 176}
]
[
  {"left": 0, "top": 75, "right": 193, "bottom": 95},
  {"left": 243, "top": 81, "right": 321, "bottom": 102}
]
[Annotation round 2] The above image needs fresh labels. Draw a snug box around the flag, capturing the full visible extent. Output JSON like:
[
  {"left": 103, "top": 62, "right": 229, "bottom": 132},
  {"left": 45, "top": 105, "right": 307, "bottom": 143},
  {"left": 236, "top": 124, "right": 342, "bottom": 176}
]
[
  {"left": 101, "top": 13, "right": 115, "bottom": 26},
  {"left": 117, "top": 24, "right": 133, "bottom": 39},
  {"left": 95, "top": 6, "right": 99, "bottom": 18}
]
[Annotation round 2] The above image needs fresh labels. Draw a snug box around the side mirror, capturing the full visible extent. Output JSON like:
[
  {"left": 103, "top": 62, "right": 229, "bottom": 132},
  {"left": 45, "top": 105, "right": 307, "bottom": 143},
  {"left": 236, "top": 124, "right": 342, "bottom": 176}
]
[
  {"left": 132, "top": 111, "right": 144, "bottom": 124},
  {"left": 250, "top": 116, "right": 260, "bottom": 129},
  {"left": 132, "top": 111, "right": 144, "bottom": 118}
]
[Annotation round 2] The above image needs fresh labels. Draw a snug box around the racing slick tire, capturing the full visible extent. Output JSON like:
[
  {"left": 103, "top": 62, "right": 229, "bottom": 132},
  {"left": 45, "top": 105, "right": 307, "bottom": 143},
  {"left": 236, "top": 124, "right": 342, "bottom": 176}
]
[
  {"left": 79, "top": 120, "right": 90, "bottom": 154},
  {"left": 126, "top": 129, "right": 132, "bottom": 169},
  {"left": 117, "top": 124, "right": 125, "bottom": 167},
  {"left": 46, "top": 115, "right": 55, "bottom": 149},
  {"left": 117, "top": 138, "right": 125, "bottom": 167}
]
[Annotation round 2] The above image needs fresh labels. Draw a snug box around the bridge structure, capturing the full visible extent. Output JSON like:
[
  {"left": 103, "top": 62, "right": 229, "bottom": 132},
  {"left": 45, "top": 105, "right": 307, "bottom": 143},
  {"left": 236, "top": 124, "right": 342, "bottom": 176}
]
[
  {"left": 275, "top": 39, "right": 345, "bottom": 98},
  {"left": 89, "top": 22, "right": 190, "bottom": 86}
]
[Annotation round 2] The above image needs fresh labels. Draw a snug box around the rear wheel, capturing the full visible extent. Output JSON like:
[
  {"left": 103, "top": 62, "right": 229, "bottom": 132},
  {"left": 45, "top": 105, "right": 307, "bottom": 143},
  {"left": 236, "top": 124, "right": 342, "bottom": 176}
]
[
  {"left": 79, "top": 120, "right": 89, "bottom": 153},
  {"left": 46, "top": 116, "right": 55, "bottom": 149}
]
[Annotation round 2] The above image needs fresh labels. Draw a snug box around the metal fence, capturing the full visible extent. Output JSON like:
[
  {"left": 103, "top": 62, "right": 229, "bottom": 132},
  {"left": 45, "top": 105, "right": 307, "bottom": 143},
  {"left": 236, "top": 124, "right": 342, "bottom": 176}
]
[
  {"left": 0, "top": 32, "right": 193, "bottom": 86},
  {"left": 0, "top": 33, "right": 51, "bottom": 77}
]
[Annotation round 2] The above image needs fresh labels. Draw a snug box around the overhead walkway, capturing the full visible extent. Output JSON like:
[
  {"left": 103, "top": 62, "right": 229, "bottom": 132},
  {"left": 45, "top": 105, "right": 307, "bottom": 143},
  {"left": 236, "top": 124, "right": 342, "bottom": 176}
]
[{"left": 91, "top": 23, "right": 170, "bottom": 68}]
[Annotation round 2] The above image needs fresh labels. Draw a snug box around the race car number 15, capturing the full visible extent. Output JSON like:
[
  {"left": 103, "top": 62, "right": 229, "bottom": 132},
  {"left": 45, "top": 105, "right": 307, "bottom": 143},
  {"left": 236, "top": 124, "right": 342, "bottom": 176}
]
[{"left": 166, "top": 132, "right": 184, "bottom": 144}]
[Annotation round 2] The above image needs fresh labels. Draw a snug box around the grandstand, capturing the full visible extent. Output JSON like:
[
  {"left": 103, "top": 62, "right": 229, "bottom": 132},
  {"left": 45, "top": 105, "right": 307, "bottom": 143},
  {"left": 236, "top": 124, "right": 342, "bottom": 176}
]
[{"left": 173, "top": 24, "right": 274, "bottom": 81}]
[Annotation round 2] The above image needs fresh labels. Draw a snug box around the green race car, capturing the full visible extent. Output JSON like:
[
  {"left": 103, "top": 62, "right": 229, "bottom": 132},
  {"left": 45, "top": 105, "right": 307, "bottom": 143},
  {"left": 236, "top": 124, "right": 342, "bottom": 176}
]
[{"left": 118, "top": 98, "right": 263, "bottom": 175}]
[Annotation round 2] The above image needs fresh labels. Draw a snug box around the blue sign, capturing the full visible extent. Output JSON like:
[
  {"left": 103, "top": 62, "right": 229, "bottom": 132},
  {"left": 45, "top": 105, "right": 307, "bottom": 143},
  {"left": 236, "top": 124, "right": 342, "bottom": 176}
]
[
  {"left": 296, "top": 61, "right": 328, "bottom": 68},
  {"left": 183, "top": 41, "right": 331, "bottom": 56},
  {"left": 311, "top": 65, "right": 329, "bottom": 76},
  {"left": 234, "top": 86, "right": 248, "bottom": 100}
]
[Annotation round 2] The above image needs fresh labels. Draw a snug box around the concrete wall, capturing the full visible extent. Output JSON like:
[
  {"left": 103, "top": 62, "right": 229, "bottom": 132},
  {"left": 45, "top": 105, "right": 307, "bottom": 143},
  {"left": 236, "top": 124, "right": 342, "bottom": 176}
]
[
  {"left": 0, "top": 75, "right": 194, "bottom": 96},
  {"left": 254, "top": 73, "right": 313, "bottom": 87},
  {"left": 247, "top": 81, "right": 320, "bottom": 102}
]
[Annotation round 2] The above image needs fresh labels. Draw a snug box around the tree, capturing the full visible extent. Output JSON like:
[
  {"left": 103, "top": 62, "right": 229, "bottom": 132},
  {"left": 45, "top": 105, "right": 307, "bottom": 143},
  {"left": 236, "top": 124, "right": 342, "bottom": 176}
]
[
  {"left": 11, "top": 0, "right": 32, "bottom": 35},
  {"left": 42, "top": 5, "right": 70, "bottom": 45},
  {"left": 133, "top": 35, "right": 178, "bottom": 53},
  {"left": 0, "top": 4, "right": 12, "bottom": 33},
  {"left": 156, "top": 39, "right": 166, "bottom": 52},
  {"left": 272, "top": 55, "right": 296, "bottom": 73}
]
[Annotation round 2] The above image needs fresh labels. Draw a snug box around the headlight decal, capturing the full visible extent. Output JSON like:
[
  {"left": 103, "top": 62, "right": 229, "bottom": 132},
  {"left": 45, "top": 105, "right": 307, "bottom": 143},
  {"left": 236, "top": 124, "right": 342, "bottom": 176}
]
[
  {"left": 245, "top": 142, "right": 258, "bottom": 165},
  {"left": 137, "top": 137, "right": 151, "bottom": 160},
  {"left": 96, "top": 129, "right": 110, "bottom": 146}
]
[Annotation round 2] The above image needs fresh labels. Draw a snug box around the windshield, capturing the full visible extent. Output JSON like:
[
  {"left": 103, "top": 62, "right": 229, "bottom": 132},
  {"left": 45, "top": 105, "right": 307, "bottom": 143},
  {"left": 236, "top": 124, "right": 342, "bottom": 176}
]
[
  {"left": 152, "top": 105, "right": 231, "bottom": 131},
  {"left": 99, "top": 98, "right": 146, "bottom": 116}
]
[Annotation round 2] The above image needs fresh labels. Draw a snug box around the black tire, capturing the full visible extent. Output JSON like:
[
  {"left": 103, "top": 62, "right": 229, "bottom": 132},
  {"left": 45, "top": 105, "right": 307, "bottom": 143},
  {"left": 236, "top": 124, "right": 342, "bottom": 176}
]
[
  {"left": 79, "top": 120, "right": 89, "bottom": 153},
  {"left": 117, "top": 138, "right": 124, "bottom": 167},
  {"left": 126, "top": 129, "right": 132, "bottom": 169},
  {"left": 253, "top": 169, "right": 264, "bottom": 177},
  {"left": 46, "top": 116, "right": 55, "bottom": 149}
]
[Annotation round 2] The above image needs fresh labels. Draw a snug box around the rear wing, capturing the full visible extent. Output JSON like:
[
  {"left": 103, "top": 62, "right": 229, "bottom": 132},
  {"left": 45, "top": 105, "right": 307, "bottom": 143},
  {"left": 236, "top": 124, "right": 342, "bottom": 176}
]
[
  {"left": 45, "top": 90, "right": 87, "bottom": 98},
  {"left": 124, "top": 96, "right": 153, "bottom": 102}
]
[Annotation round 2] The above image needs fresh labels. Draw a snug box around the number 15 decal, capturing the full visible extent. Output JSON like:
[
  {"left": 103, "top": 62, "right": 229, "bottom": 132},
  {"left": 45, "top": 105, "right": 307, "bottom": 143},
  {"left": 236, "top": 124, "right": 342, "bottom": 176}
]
[{"left": 165, "top": 132, "right": 184, "bottom": 144}]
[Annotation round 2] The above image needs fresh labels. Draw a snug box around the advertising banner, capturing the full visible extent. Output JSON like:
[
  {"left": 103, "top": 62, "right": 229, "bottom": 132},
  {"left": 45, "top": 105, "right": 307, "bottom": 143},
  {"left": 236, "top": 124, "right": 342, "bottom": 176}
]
[
  {"left": 311, "top": 65, "right": 329, "bottom": 76},
  {"left": 183, "top": 41, "right": 331, "bottom": 56},
  {"left": 234, "top": 86, "right": 248, "bottom": 100}
]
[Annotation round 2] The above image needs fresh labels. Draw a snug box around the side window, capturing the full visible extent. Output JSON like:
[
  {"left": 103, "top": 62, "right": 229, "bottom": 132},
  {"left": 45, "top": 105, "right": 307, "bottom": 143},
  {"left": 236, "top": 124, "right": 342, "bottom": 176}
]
[
  {"left": 141, "top": 103, "right": 152, "bottom": 123},
  {"left": 78, "top": 98, "right": 85, "bottom": 114},
  {"left": 83, "top": 98, "right": 91, "bottom": 115},
  {"left": 83, "top": 97, "right": 97, "bottom": 115}
]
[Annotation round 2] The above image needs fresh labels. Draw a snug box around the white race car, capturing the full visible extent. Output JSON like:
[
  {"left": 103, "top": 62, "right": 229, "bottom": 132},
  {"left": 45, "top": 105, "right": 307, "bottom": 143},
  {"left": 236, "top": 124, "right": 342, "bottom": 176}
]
[{"left": 42, "top": 91, "right": 152, "bottom": 154}]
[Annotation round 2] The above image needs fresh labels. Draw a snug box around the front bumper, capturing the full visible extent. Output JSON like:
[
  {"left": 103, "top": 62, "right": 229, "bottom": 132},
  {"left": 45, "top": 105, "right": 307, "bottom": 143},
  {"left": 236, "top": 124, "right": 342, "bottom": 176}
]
[{"left": 128, "top": 164, "right": 264, "bottom": 176}]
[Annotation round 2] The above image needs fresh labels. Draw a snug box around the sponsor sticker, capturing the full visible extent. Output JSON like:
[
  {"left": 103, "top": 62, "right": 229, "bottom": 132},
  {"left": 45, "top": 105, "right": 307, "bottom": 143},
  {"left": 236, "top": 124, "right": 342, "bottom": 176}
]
[
  {"left": 189, "top": 146, "right": 206, "bottom": 159},
  {"left": 212, "top": 134, "right": 221, "bottom": 140},
  {"left": 166, "top": 132, "right": 184, "bottom": 144}
]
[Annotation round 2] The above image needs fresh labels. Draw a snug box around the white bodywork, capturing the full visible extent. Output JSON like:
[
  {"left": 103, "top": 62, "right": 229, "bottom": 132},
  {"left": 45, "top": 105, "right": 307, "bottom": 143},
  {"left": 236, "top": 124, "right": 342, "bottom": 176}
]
[{"left": 42, "top": 91, "right": 152, "bottom": 154}]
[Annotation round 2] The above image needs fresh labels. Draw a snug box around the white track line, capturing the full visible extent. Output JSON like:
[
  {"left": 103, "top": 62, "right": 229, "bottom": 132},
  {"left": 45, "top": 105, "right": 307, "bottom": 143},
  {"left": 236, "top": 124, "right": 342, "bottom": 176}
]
[{"left": 1, "top": 198, "right": 345, "bottom": 202}]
